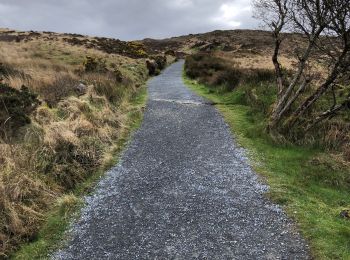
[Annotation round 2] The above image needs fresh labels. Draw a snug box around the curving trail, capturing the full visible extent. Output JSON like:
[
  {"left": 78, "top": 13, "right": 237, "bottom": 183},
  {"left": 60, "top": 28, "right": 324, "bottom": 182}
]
[{"left": 53, "top": 61, "right": 309, "bottom": 259}]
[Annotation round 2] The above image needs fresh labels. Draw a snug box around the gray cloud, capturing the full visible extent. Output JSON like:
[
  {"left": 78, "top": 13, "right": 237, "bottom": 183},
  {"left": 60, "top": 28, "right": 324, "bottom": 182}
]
[{"left": 0, "top": 0, "right": 258, "bottom": 40}]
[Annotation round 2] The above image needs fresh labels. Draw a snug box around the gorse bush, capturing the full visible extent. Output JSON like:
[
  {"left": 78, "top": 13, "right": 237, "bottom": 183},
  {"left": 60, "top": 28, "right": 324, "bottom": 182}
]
[
  {"left": 126, "top": 41, "right": 148, "bottom": 58},
  {"left": 83, "top": 56, "right": 108, "bottom": 73},
  {"left": 0, "top": 83, "right": 39, "bottom": 138}
]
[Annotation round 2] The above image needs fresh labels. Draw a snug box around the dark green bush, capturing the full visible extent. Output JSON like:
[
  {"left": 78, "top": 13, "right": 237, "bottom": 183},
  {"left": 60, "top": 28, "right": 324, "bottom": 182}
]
[
  {"left": 185, "top": 53, "right": 275, "bottom": 91},
  {"left": 212, "top": 70, "right": 241, "bottom": 91},
  {"left": 185, "top": 53, "right": 242, "bottom": 90},
  {"left": 185, "top": 53, "right": 226, "bottom": 79},
  {"left": 244, "top": 69, "right": 275, "bottom": 84},
  {"left": 146, "top": 60, "right": 157, "bottom": 76},
  {"left": 145, "top": 56, "right": 167, "bottom": 76},
  {"left": 0, "top": 83, "right": 40, "bottom": 138},
  {"left": 83, "top": 56, "right": 108, "bottom": 73},
  {"left": 153, "top": 55, "right": 167, "bottom": 70}
]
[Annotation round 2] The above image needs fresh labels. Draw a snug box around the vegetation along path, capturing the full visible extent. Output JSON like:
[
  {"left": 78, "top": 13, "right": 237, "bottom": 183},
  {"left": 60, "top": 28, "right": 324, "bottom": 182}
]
[{"left": 53, "top": 61, "right": 309, "bottom": 259}]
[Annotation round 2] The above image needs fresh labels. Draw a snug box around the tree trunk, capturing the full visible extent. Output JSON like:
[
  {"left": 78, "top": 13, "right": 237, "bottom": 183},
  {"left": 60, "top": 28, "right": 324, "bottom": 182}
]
[
  {"left": 273, "top": 37, "right": 284, "bottom": 99},
  {"left": 288, "top": 47, "right": 349, "bottom": 128},
  {"left": 269, "top": 36, "right": 317, "bottom": 127}
]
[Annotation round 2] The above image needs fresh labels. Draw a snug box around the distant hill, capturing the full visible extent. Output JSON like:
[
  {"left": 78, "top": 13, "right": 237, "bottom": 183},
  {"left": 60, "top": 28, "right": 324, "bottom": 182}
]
[
  {"left": 0, "top": 28, "right": 305, "bottom": 57},
  {"left": 143, "top": 29, "right": 306, "bottom": 56}
]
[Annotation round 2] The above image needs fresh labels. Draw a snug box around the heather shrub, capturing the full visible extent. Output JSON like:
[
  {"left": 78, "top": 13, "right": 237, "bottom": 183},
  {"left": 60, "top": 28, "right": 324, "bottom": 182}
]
[
  {"left": 83, "top": 56, "right": 108, "bottom": 73},
  {"left": 0, "top": 83, "right": 39, "bottom": 138},
  {"left": 153, "top": 55, "right": 167, "bottom": 70}
]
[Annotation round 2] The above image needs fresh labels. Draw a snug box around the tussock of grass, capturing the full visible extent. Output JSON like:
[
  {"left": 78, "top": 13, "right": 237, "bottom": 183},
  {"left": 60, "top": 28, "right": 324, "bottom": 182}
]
[
  {"left": 185, "top": 77, "right": 350, "bottom": 259},
  {"left": 12, "top": 86, "right": 147, "bottom": 260}
]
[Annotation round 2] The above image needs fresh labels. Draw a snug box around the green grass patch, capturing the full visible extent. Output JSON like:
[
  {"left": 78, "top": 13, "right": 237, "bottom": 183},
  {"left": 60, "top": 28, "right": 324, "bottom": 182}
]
[
  {"left": 184, "top": 77, "right": 350, "bottom": 259},
  {"left": 12, "top": 86, "right": 148, "bottom": 260}
]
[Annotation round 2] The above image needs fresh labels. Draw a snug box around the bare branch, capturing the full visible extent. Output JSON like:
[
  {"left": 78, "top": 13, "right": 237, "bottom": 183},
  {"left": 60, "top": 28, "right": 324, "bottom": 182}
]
[
  {"left": 305, "top": 94, "right": 350, "bottom": 132},
  {"left": 255, "top": 0, "right": 350, "bottom": 132}
]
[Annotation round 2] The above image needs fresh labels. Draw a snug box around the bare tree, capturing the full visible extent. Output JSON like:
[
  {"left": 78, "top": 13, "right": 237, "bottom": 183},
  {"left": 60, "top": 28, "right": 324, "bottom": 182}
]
[
  {"left": 254, "top": 0, "right": 289, "bottom": 98},
  {"left": 254, "top": 0, "right": 350, "bottom": 134}
]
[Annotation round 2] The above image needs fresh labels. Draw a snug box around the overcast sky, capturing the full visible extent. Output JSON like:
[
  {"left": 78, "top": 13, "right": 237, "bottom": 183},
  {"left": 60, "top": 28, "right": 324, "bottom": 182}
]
[{"left": 0, "top": 0, "right": 258, "bottom": 40}]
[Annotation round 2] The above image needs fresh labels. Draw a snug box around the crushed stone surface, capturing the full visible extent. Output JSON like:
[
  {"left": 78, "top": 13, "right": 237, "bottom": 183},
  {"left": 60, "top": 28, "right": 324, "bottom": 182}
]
[{"left": 53, "top": 61, "right": 309, "bottom": 259}]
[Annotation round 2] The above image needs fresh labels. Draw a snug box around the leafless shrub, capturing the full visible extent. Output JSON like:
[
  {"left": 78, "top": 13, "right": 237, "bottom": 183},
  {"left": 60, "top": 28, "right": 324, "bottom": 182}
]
[{"left": 254, "top": 0, "right": 350, "bottom": 135}]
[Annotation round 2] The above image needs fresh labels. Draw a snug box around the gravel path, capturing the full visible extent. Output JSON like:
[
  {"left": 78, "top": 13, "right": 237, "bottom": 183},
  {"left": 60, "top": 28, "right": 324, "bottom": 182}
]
[{"left": 53, "top": 61, "right": 309, "bottom": 259}]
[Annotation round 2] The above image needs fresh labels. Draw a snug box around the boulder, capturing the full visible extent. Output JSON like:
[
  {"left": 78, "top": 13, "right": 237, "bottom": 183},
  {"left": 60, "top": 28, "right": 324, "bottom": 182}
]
[
  {"left": 340, "top": 210, "right": 350, "bottom": 219},
  {"left": 75, "top": 83, "right": 88, "bottom": 96},
  {"left": 146, "top": 60, "right": 158, "bottom": 76}
]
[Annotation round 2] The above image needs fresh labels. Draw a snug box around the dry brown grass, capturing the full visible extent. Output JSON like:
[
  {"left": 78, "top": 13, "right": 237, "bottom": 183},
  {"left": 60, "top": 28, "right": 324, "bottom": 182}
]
[
  {"left": 0, "top": 32, "right": 149, "bottom": 257},
  {"left": 0, "top": 141, "right": 58, "bottom": 256},
  {"left": 215, "top": 51, "right": 296, "bottom": 70}
]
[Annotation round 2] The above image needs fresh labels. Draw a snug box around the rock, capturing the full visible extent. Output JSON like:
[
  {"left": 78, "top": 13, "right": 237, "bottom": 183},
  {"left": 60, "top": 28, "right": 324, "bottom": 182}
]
[
  {"left": 340, "top": 210, "right": 350, "bottom": 219},
  {"left": 75, "top": 83, "right": 88, "bottom": 96},
  {"left": 146, "top": 56, "right": 167, "bottom": 76},
  {"left": 146, "top": 60, "right": 158, "bottom": 76}
]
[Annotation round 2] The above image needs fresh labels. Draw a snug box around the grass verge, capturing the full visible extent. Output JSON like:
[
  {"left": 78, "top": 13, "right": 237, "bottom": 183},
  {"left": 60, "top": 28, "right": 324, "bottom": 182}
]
[
  {"left": 11, "top": 86, "right": 148, "bottom": 260},
  {"left": 184, "top": 76, "right": 350, "bottom": 259}
]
